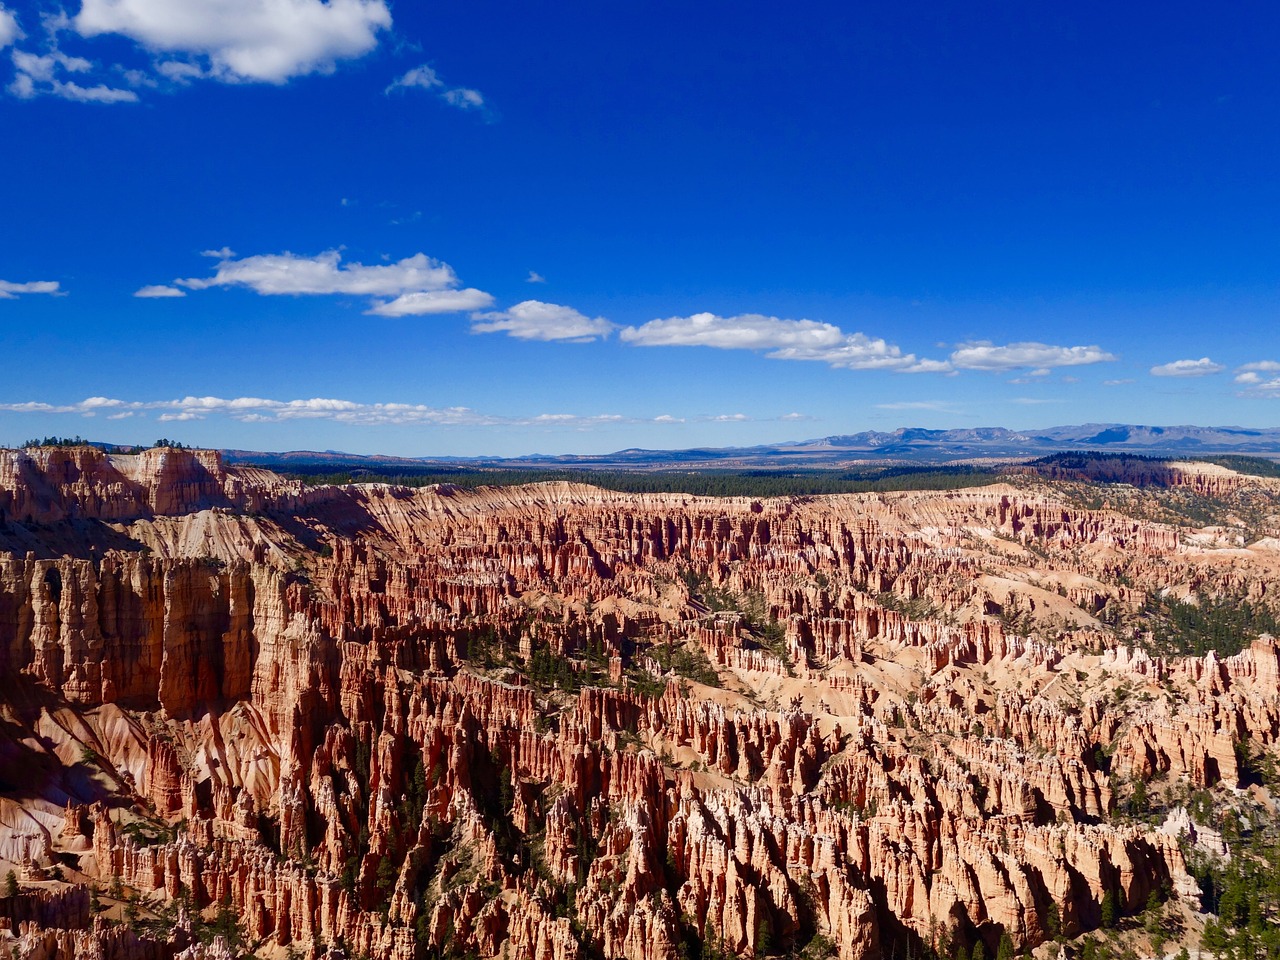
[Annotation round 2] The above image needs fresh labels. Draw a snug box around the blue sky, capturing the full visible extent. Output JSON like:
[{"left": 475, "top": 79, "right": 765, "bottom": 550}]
[{"left": 2, "top": 0, "right": 1279, "bottom": 456}]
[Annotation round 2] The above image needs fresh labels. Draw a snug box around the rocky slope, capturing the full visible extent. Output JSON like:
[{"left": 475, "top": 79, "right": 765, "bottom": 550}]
[{"left": 1, "top": 445, "right": 1279, "bottom": 960}]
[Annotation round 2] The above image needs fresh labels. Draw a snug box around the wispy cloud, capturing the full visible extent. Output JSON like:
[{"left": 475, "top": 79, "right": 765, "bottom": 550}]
[
  {"left": 526, "top": 271, "right": 546, "bottom": 284},
  {"left": 441, "top": 87, "right": 484, "bottom": 110},
  {"left": 9, "top": 48, "right": 137, "bottom": 102},
  {"left": 385, "top": 64, "right": 438, "bottom": 92},
  {"left": 0, "top": 5, "right": 21, "bottom": 49},
  {"left": 1007, "top": 367, "right": 1051, "bottom": 384},
  {"left": 949, "top": 341, "right": 1116, "bottom": 371},
  {"left": 0, "top": 279, "right": 61, "bottom": 300},
  {"left": 471, "top": 301, "right": 615, "bottom": 342},
  {"left": 619, "top": 312, "right": 948, "bottom": 372},
  {"left": 386, "top": 63, "right": 490, "bottom": 117},
  {"left": 0, "top": 395, "right": 788, "bottom": 429},
  {"left": 874, "top": 400, "right": 960, "bottom": 411},
  {"left": 133, "top": 284, "right": 185, "bottom": 298},
  {"left": 1238, "top": 379, "right": 1280, "bottom": 399},
  {"left": 1149, "top": 357, "right": 1225, "bottom": 377}
]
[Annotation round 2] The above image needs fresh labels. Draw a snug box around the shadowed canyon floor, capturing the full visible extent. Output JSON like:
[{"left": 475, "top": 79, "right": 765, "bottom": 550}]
[{"left": 1, "top": 446, "right": 1280, "bottom": 960}]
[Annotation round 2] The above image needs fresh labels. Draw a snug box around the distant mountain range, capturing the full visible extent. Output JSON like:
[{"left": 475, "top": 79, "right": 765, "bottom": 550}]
[
  {"left": 785, "top": 424, "right": 1280, "bottom": 458},
  {"left": 223, "top": 423, "right": 1280, "bottom": 473}
]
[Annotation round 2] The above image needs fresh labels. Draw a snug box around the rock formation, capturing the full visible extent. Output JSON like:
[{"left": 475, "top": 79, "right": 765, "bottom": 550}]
[{"left": 1, "top": 446, "right": 1278, "bottom": 960}]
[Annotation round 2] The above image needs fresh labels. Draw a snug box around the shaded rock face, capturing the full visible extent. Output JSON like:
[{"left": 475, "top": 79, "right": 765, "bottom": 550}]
[{"left": 1, "top": 450, "right": 1279, "bottom": 960}]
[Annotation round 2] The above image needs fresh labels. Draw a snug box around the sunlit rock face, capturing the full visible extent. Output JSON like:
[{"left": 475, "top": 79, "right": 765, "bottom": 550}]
[{"left": 1, "top": 446, "right": 1279, "bottom": 960}]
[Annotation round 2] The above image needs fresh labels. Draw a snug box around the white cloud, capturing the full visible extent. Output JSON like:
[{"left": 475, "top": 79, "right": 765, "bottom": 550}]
[
  {"left": 0, "top": 394, "right": 759, "bottom": 429},
  {"left": 0, "top": 279, "right": 60, "bottom": 299},
  {"left": 117, "top": 66, "right": 157, "bottom": 88},
  {"left": 949, "top": 341, "right": 1117, "bottom": 371},
  {"left": 12, "top": 49, "right": 90, "bottom": 80},
  {"left": 387, "top": 63, "right": 488, "bottom": 115},
  {"left": 1009, "top": 367, "right": 1080, "bottom": 384},
  {"left": 770, "top": 335, "right": 951, "bottom": 373},
  {"left": 367, "top": 288, "right": 495, "bottom": 316},
  {"left": 874, "top": 401, "right": 959, "bottom": 411},
  {"left": 442, "top": 87, "right": 483, "bottom": 110},
  {"left": 9, "top": 48, "right": 138, "bottom": 102},
  {"left": 1149, "top": 357, "right": 1225, "bottom": 377},
  {"left": 155, "top": 59, "right": 206, "bottom": 82},
  {"left": 1235, "top": 361, "right": 1280, "bottom": 384},
  {"left": 0, "top": 5, "right": 23, "bottom": 48},
  {"left": 621, "top": 312, "right": 844, "bottom": 351},
  {"left": 1238, "top": 378, "right": 1280, "bottom": 399},
  {"left": 74, "top": 0, "right": 392, "bottom": 83},
  {"left": 1103, "top": 378, "right": 1134, "bottom": 386},
  {"left": 471, "top": 300, "right": 615, "bottom": 342},
  {"left": 133, "top": 284, "right": 185, "bottom": 298},
  {"left": 178, "top": 250, "right": 459, "bottom": 296},
  {"left": 526, "top": 271, "right": 546, "bottom": 284},
  {"left": 386, "top": 64, "right": 439, "bottom": 92},
  {"left": 619, "top": 312, "right": 948, "bottom": 372},
  {"left": 156, "top": 248, "right": 495, "bottom": 318},
  {"left": 50, "top": 78, "right": 139, "bottom": 102},
  {"left": 8, "top": 69, "right": 31, "bottom": 97}
]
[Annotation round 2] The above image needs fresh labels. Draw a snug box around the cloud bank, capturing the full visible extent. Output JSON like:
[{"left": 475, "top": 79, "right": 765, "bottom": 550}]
[{"left": 0, "top": 395, "right": 797, "bottom": 429}]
